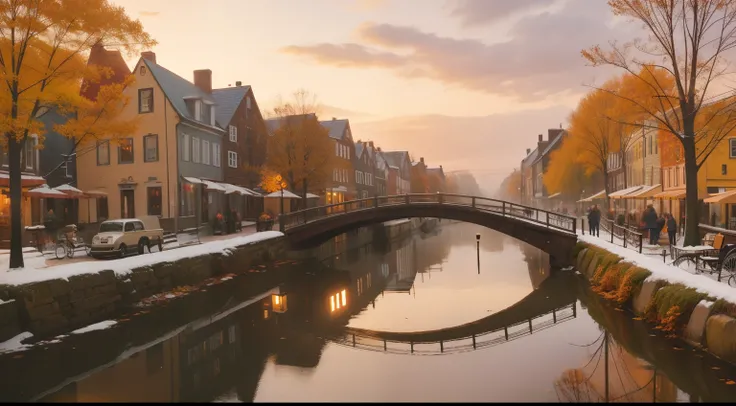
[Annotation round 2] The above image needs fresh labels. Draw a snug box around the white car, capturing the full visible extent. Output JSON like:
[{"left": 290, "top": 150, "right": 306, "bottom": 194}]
[{"left": 90, "top": 216, "right": 164, "bottom": 259}]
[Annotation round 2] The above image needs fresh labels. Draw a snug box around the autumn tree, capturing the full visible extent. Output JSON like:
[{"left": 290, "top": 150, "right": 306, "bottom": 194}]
[
  {"left": 498, "top": 169, "right": 522, "bottom": 203},
  {"left": 544, "top": 136, "right": 601, "bottom": 200},
  {"left": 265, "top": 89, "right": 336, "bottom": 207},
  {"left": 583, "top": 0, "right": 736, "bottom": 246},
  {"left": 0, "top": 0, "right": 154, "bottom": 268}
]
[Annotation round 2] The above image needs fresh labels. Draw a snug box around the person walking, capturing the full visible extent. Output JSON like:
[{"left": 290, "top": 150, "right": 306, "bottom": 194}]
[
  {"left": 655, "top": 214, "right": 666, "bottom": 245},
  {"left": 590, "top": 205, "right": 601, "bottom": 237},
  {"left": 666, "top": 213, "right": 678, "bottom": 246},
  {"left": 587, "top": 206, "right": 594, "bottom": 235},
  {"left": 642, "top": 204, "right": 659, "bottom": 245}
]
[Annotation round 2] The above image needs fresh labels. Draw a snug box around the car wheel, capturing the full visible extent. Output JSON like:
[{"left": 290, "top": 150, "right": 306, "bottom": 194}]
[
  {"left": 118, "top": 243, "right": 127, "bottom": 258},
  {"left": 139, "top": 239, "right": 150, "bottom": 255}
]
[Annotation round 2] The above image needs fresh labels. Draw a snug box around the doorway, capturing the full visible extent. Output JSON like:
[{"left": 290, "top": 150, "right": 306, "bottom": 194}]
[{"left": 120, "top": 189, "right": 135, "bottom": 218}]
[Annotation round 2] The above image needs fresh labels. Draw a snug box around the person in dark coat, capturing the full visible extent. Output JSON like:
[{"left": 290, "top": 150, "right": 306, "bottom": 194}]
[
  {"left": 589, "top": 205, "right": 601, "bottom": 237},
  {"left": 587, "top": 207, "right": 595, "bottom": 235},
  {"left": 655, "top": 215, "right": 666, "bottom": 244},
  {"left": 666, "top": 214, "right": 677, "bottom": 246},
  {"left": 642, "top": 205, "right": 659, "bottom": 244}
]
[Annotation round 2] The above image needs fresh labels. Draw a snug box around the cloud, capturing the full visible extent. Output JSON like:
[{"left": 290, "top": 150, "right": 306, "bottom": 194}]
[
  {"left": 281, "top": 0, "right": 635, "bottom": 103},
  {"left": 320, "top": 104, "right": 375, "bottom": 121},
  {"left": 447, "top": 0, "right": 559, "bottom": 27},
  {"left": 139, "top": 11, "right": 160, "bottom": 17}
]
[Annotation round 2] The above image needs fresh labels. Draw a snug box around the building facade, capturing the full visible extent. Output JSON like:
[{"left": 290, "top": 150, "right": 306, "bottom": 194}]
[
  {"left": 320, "top": 118, "right": 356, "bottom": 204},
  {"left": 78, "top": 52, "right": 227, "bottom": 232},
  {"left": 374, "top": 148, "right": 389, "bottom": 196},
  {"left": 410, "top": 157, "right": 429, "bottom": 194},
  {"left": 383, "top": 151, "right": 411, "bottom": 195},
  {"left": 353, "top": 141, "right": 376, "bottom": 199}
]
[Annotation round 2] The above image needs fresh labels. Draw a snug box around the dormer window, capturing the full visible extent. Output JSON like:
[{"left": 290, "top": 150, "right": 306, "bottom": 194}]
[{"left": 140, "top": 65, "right": 146, "bottom": 75}]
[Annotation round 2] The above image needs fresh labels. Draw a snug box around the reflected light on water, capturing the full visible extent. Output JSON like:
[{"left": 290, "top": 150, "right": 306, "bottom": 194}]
[
  {"left": 330, "top": 290, "right": 349, "bottom": 313},
  {"left": 341, "top": 289, "right": 347, "bottom": 306}
]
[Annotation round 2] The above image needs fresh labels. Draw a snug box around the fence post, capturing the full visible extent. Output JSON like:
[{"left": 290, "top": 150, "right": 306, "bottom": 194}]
[
  {"left": 405, "top": 194, "right": 410, "bottom": 205},
  {"left": 472, "top": 334, "right": 476, "bottom": 349},
  {"left": 582, "top": 218, "right": 585, "bottom": 235},
  {"left": 546, "top": 212, "right": 550, "bottom": 227},
  {"left": 374, "top": 195, "right": 378, "bottom": 208},
  {"left": 553, "top": 309, "right": 557, "bottom": 323},
  {"left": 279, "top": 215, "right": 285, "bottom": 232},
  {"left": 610, "top": 227, "right": 614, "bottom": 244},
  {"left": 502, "top": 202, "right": 506, "bottom": 216},
  {"left": 623, "top": 231, "right": 627, "bottom": 248},
  {"left": 639, "top": 234, "right": 643, "bottom": 254},
  {"left": 472, "top": 197, "right": 476, "bottom": 208}
]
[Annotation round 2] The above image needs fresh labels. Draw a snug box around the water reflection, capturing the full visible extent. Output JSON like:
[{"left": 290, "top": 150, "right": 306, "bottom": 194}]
[{"left": 5, "top": 222, "right": 736, "bottom": 402}]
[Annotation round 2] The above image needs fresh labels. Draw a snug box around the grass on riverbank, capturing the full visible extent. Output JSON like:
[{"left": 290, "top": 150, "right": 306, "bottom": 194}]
[{"left": 577, "top": 242, "right": 736, "bottom": 336}]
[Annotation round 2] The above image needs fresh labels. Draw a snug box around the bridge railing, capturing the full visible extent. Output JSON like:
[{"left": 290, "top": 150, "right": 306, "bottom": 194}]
[
  {"left": 279, "top": 193, "right": 577, "bottom": 234},
  {"left": 321, "top": 302, "right": 576, "bottom": 356}
]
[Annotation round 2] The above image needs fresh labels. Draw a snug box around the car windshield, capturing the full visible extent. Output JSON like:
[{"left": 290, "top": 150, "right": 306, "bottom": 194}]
[{"left": 99, "top": 222, "right": 124, "bottom": 233}]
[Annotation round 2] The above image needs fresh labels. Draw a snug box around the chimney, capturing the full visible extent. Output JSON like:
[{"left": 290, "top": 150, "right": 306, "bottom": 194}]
[
  {"left": 332, "top": 117, "right": 336, "bottom": 121},
  {"left": 193, "top": 69, "right": 212, "bottom": 94},
  {"left": 420, "top": 157, "right": 425, "bottom": 164},
  {"left": 538, "top": 134, "right": 543, "bottom": 142},
  {"left": 236, "top": 81, "right": 242, "bottom": 87},
  {"left": 369, "top": 141, "right": 374, "bottom": 148},
  {"left": 526, "top": 148, "right": 531, "bottom": 155},
  {"left": 141, "top": 51, "right": 156, "bottom": 64},
  {"left": 377, "top": 147, "right": 382, "bottom": 152}
]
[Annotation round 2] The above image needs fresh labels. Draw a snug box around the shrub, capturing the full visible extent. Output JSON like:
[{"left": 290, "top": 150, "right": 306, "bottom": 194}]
[
  {"left": 646, "top": 284, "right": 708, "bottom": 332},
  {"left": 710, "top": 299, "right": 736, "bottom": 319}
]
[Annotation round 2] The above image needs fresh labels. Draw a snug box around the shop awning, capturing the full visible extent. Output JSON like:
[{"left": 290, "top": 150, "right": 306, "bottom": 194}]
[
  {"left": 265, "top": 190, "right": 302, "bottom": 199},
  {"left": 577, "top": 190, "right": 606, "bottom": 203},
  {"left": 306, "top": 193, "right": 320, "bottom": 199},
  {"left": 25, "top": 184, "right": 70, "bottom": 199},
  {"left": 330, "top": 186, "right": 348, "bottom": 193},
  {"left": 609, "top": 185, "right": 644, "bottom": 199},
  {"left": 53, "top": 184, "right": 85, "bottom": 197},
  {"left": 653, "top": 189, "right": 685, "bottom": 200},
  {"left": 219, "top": 182, "right": 248, "bottom": 195},
  {"left": 0, "top": 173, "right": 46, "bottom": 188},
  {"left": 201, "top": 180, "right": 227, "bottom": 192},
  {"left": 85, "top": 190, "right": 108, "bottom": 197},
  {"left": 183, "top": 177, "right": 204, "bottom": 185},
  {"left": 704, "top": 189, "right": 736, "bottom": 204},
  {"left": 623, "top": 184, "right": 662, "bottom": 199},
  {"left": 547, "top": 192, "right": 561, "bottom": 199}
]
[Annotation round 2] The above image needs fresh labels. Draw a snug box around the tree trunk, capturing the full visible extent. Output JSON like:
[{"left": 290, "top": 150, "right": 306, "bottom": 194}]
[
  {"left": 621, "top": 151, "right": 628, "bottom": 219},
  {"left": 683, "top": 136, "right": 700, "bottom": 246},
  {"left": 302, "top": 179, "right": 308, "bottom": 210},
  {"left": 602, "top": 168, "right": 610, "bottom": 214},
  {"left": 8, "top": 135, "right": 24, "bottom": 269}
]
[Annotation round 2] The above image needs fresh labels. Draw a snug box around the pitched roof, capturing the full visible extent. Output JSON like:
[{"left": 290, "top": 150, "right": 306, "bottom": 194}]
[
  {"left": 535, "top": 130, "right": 567, "bottom": 164},
  {"left": 81, "top": 43, "right": 131, "bottom": 101},
  {"left": 211, "top": 86, "right": 251, "bottom": 128},
  {"left": 383, "top": 151, "right": 409, "bottom": 168},
  {"left": 319, "top": 118, "right": 349, "bottom": 140},
  {"left": 142, "top": 58, "right": 222, "bottom": 131},
  {"left": 521, "top": 148, "right": 538, "bottom": 168}
]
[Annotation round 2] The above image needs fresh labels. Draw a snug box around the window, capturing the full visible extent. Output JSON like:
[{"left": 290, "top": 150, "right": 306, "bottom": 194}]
[
  {"left": 202, "top": 140, "right": 211, "bottom": 165},
  {"left": 246, "top": 96, "right": 252, "bottom": 109},
  {"left": 140, "top": 65, "right": 146, "bottom": 75},
  {"left": 185, "top": 99, "right": 196, "bottom": 117},
  {"left": 347, "top": 147, "right": 350, "bottom": 160},
  {"left": 133, "top": 221, "right": 144, "bottom": 231},
  {"left": 355, "top": 170, "right": 360, "bottom": 184},
  {"left": 333, "top": 169, "right": 337, "bottom": 181},
  {"left": 201, "top": 102, "right": 211, "bottom": 124},
  {"left": 723, "top": 164, "right": 728, "bottom": 175},
  {"left": 195, "top": 100, "right": 202, "bottom": 121},
  {"left": 730, "top": 139, "right": 736, "bottom": 158},
  {"left": 24, "top": 137, "right": 36, "bottom": 170},
  {"left": 229, "top": 125, "right": 237, "bottom": 142},
  {"left": 181, "top": 183, "right": 195, "bottom": 216},
  {"left": 97, "top": 197, "right": 109, "bottom": 221},
  {"left": 181, "top": 133, "right": 190, "bottom": 161},
  {"left": 192, "top": 137, "right": 201, "bottom": 163},
  {"left": 335, "top": 143, "right": 339, "bottom": 156},
  {"left": 124, "top": 222, "right": 135, "bottom": 232},
  {"left": 138, "top": 88, "right": 153, "bottom": 113},
  {"left": 228, "top": 151, "right": 238, "bottom": 168},
  {"left": 147, "top": 187, "right": 162, "bottom": 216},
  {"left": 144, "top": 134, "right": 158, "bottom": 162},
  {"left": 213, "top": 143, "right": 221, "bottom": 167},
  {"left": 97, "top": 141, "right": 110, "bottom": 165},
  {"left": 118, "top": 138, "right": 134, "bottom": 164}
]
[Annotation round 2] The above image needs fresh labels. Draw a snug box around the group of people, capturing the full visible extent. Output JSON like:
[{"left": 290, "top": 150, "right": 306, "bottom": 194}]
[
  {"left": 586, "top": 203, "right": 679, "bottom": 246},
  {"left": 641, "top": 205, "right": 678, "bottom": 246}
]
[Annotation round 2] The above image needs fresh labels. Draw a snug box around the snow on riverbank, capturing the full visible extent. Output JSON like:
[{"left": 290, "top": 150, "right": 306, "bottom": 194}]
[
  {"left": 579, "top": 234, "right": 736, "bottom": 304},
  {"left": 0, "top": 231, "right": 283, "bottom": 286},
  {"left": 71, "top": 320, "right": 118, "bottom": 335},
  {"left": 0, "top": 332, "right": 33, "bottom": 354}
]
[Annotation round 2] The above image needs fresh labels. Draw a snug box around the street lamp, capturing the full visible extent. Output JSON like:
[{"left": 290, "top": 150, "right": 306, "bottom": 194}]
[
  {"left": 476, "top": 233, "right": 481, "bottom": 274},
  {"left": 275, "top": 174, "right": 287, "bottom": 216}
]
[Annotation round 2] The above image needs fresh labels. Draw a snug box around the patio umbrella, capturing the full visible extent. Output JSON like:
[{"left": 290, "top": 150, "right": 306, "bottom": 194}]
[
  {"left": 53, "top": 184, "right": 85, "bottom": 197},
  {"left": 25, "top": 184, "right": 69, "bottom": 199}
]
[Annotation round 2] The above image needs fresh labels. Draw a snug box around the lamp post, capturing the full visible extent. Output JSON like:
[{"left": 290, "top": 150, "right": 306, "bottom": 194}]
[
  {"left": 275, "top": 174, "right": 287, "bottom": 217},
  {"left": 476, "top": 233, "right": 481, "bottom": 274}
]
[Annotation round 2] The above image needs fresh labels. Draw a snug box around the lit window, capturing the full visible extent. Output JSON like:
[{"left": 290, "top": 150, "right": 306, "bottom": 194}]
[{"left": 118, "top": 138, "right": 134, "bottom": 164}]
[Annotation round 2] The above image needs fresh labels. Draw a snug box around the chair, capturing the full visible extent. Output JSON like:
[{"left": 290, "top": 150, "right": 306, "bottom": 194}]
[{"left": 698, "top": 233, "right": 725, "bottom": 273}]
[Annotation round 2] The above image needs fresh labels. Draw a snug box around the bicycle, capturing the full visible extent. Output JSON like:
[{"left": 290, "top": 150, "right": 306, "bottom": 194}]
[{"left": 54, "top": 225, "right": 91, "bottom": 260}]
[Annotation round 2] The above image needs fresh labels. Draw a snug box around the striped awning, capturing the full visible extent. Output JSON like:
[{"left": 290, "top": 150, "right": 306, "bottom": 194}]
[
  {"left": 609, "top": 185, "right": 644, "bottom": 199},
  {"left": 577, "top": 190, "right": 606, "bottom": 203}
]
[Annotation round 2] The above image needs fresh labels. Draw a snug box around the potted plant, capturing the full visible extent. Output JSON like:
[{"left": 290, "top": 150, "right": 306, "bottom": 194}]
[{"left": 257, "top": 212, "right": 273, "bottom": 232}]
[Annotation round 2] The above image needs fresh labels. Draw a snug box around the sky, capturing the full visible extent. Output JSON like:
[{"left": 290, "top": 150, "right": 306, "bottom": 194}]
[{"left": 108, "top": 0, "right": 637, "bottom": 193}]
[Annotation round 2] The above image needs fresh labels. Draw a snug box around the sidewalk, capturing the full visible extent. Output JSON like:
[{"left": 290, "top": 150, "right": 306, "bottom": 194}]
[{"left": 1, "top": 222, "right": 260, "bottom": 271}]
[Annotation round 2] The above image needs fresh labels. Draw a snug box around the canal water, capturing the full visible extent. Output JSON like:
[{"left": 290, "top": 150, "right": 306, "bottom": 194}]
[{"left": 1, "top": 221, "right": 736, "bottom": 402}]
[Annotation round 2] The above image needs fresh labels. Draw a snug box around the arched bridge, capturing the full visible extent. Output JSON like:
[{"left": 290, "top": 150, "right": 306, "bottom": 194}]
[
  {"left": 279, "top": 193, "right": 578, "bottom": 267},
  {"left": 316, "top": 272, "right": 579, "bottom": 356}
]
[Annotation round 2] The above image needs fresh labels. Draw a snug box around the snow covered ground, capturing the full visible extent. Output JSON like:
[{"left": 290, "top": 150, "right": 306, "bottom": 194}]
[
  {"left": 579, "top": 232, "right": 736, "bottom": 304},
  {"left": 0, "top": 231, "right": 283, "bottom": 286},
  {"left": 70, "top": 320, "right": 118, "bottom": 335}
]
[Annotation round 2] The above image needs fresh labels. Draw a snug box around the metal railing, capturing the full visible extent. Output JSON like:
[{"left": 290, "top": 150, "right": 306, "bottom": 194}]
[
  {"left": 599, "top": 217, "right": 644, "bottom": 254},
  {"left": 278, "top": 193, "right": 577, "bottom": 235},
  {"left": 320, "top": 303, "right": 576, "bottom": 356}
]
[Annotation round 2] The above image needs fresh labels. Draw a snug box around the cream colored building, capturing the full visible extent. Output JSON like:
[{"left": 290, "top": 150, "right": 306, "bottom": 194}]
[{"left": 78, "top": 52, "right": 228, "bottom": 231}]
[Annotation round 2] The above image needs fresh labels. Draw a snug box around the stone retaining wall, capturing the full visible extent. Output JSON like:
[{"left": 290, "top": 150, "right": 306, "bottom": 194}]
[
  {"left": 575, "top": 243, "right": 736, "bottom": 364},
  {"left": 0, "top": 236, "right": 288, "bottom": 340}
]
